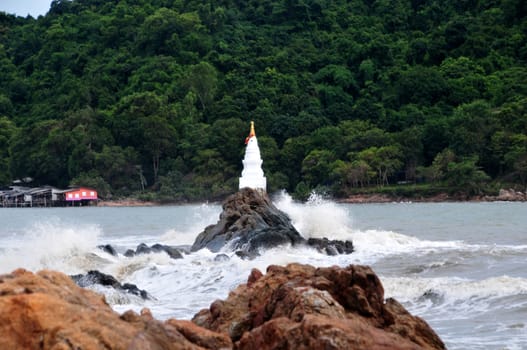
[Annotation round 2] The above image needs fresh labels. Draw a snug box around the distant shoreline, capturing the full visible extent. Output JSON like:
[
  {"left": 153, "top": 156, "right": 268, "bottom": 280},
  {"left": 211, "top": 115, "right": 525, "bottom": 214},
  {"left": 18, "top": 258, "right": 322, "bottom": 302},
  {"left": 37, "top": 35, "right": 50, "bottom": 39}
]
[
  {"left": 338, "top": 192, "right": 526, "bottom": 204},
  {"left": 339, "top": 188, "right": 526, "bottom": 203},
  {"left": 96, "top": 189, "right": 526, "bottom": 207},
  {"left": 97, "top": 199, "right": 159, "bottom": 207}
]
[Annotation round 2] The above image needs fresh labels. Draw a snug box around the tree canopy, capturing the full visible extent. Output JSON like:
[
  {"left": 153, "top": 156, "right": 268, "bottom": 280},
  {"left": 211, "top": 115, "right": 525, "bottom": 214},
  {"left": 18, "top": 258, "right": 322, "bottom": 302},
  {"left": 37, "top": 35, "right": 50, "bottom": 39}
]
[{"left": 0, "top": 0, "right": 526, "bottom": 200}]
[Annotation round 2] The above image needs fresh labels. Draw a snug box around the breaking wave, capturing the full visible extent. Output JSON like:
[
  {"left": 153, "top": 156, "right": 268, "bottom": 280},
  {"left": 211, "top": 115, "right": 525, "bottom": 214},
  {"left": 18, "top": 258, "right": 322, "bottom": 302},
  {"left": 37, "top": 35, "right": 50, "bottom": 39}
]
[{"left": 1, "top": 218, "right": 102, "bottom": 274}]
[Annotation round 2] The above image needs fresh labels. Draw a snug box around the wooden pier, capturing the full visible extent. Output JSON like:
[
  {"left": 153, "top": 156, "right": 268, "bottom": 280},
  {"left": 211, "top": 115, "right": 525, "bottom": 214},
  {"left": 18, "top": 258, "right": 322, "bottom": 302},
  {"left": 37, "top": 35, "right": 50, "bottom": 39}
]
[{"left": 0, "top": 186, "right": 98, "bottom": 208}]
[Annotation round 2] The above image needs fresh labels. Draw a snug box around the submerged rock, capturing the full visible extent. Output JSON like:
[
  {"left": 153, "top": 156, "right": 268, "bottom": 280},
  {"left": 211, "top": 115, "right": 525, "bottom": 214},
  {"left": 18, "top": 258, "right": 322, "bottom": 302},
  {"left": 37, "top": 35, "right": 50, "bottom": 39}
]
[
  {"left": 214, "top": 253, "right": 231, "bottom": 262},
  {"left": 193, "top": 263, "right": 446, "bottom": 350},
  {"left": 191, "top": 188, "right": 354, "bottom": 256},
  {"left": 70, "top": 270, "right": 151, "bottom": 299}
]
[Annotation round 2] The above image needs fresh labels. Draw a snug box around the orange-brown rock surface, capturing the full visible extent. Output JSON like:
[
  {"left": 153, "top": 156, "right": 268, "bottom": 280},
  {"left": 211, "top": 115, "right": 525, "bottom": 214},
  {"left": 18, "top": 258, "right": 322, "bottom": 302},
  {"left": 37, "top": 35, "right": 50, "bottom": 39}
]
[
  {"left": 193, "top": 263, "right": 446, "bottom": 350},
  {"left": 0, "top": 268, "right": 231, "bottom": 350},
  {"left": 0, "top": 264, "right": 445, "bottom": 350}
]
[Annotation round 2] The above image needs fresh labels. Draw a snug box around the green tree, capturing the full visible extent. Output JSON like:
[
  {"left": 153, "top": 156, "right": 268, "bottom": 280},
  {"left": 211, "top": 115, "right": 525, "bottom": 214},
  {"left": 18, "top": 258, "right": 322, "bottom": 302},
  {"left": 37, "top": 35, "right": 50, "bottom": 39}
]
[
  {"left": 331, "top": 159, "right": 373, "bottom": 191},
  {"left": 208, "top": 118, "right": 246, "bottom": 166},
  {"left": 444, "top": 156, "right": 490, "bottom": 194},
  {"left": 111, "top": 92, "right": 176, "bottom": 183},
  {"left": 357, "top": 145, "right": 403, "bottom": 186},
  {"left": 396, "top": 65, "right": 448, "bottom": 105},
  {"left": 141, "top": 115, "right": 177, "bottom": 184},
  {"left": 186, "top": 61, "right": 218, "bottom": 114},
  {"left": 0, "top": 117, "right": 17, "bottom": 185},
  {"left": 95, "top": 145, "right": 139, "bottom": 193},
  {"left": 439, "top": 56, "right": 486, "bottom": 105},
  {"left": 513, "top": 154, "right": 527, "bottom": 187},
  {"left": 191, "top": 148, "right": 236, "bottom": 198},
  {"left": 428, "top": 148, "right": 457, "bottom": 182},
  {"left": 301, "top": 149, "right": 336, "bottom": 187},
  {"left": 447, "top": 100, "right": 498, "bottom": 175},
  {"left": 281, "top": 136, "right": 310, "bottom": 190},
  {"left": 9, "top": 120, "right": 72, "bottom": 187}
]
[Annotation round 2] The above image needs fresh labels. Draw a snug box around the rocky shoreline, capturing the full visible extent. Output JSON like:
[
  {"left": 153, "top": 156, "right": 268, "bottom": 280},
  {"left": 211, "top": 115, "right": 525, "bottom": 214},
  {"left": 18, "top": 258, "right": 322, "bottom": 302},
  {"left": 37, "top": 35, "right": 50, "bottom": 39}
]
[
  {"left": 0, "top": 188, "right": 449, "bottom": 349},
  {"left": 97, "top": 199, "right": 158, "bottom": 206},
  {"left": 340, "top": 188, "right": 527, "bottom": 203},
  {"left": 0, "top": 264, "right": 445, "bottom": 349}
]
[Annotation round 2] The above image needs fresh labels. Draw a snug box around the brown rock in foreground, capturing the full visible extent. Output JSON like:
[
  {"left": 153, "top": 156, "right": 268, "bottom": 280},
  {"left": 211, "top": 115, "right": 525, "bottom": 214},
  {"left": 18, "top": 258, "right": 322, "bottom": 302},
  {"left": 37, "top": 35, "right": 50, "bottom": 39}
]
[
  {"left": 193, "top": 263, "right": 446, "bottom": 350},
  {"left": 0, "top": 269, "right": 231, "bottom": 350},
  {"left": 0, "top": 264, "right": 445, "bottom": 350}
]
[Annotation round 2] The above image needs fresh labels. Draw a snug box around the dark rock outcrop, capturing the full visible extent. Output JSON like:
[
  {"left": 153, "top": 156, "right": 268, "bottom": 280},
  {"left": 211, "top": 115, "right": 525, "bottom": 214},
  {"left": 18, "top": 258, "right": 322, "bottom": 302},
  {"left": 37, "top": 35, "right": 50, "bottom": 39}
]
[
  {"left": 97, "top": 244, "right": 118, "bottom": 256},
  {"left": 191, "top": 188, "right": 305, "bottom": 253},
  {"left": 70, "top": 270, "right": 151, "bottom": 299},
  {"left": 193, "top": 263, "right": 446, "bottom": 350},
  {"left": 124, "top": 242, "right": 184, "bottom": 259},
  {"left": 191, "top": 188, "right": 354, "bottom": 256},
  {"left": 307, "top": 237, "right": 354, "bottom": 255}
]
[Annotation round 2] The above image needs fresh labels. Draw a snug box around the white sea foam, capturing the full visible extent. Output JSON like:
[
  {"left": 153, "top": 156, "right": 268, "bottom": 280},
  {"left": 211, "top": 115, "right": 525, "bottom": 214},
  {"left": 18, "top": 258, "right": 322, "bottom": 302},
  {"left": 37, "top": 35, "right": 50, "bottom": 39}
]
[
  {"left": 274, "top": 191, "right": 353, "bottom": 240},
  {"left": 272, "top": 191, "right": 470, "bottom": 263},
  {"left": 1, "top": 200, "right": 525, "bottom": 350},
  {"left": 383, "top": 275, "right": 527, "bottom": 316},
  {"left": 159, "top": 203, "right": 221, "bottom": 246},
  {"left": 0, "top": 218, "right": 102, "bottom": 274},
  {"left": 111, "top": 244, "right": 351, "bottom": 320},
  {"left": 159, "top": 228, "right": 199, "bottom": 246}
]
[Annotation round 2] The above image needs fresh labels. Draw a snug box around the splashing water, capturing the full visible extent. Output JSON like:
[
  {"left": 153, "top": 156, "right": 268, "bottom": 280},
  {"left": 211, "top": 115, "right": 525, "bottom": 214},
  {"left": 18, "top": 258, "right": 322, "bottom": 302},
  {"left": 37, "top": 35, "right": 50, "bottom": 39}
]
[
  {"left": 1, "top": 200, "right": 526, "bottom": 350},
  {"left": 1, "top": 218, "right": 102, "bottom": 274},
  {"left": 273, "top": 190, "right": 353, "bottom": 240}
]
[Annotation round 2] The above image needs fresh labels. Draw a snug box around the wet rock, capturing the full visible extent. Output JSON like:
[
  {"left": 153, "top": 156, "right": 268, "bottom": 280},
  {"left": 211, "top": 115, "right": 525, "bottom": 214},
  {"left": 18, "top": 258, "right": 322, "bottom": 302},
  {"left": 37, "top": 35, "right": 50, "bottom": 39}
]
[
  {"left": 151, "top": 243, "right": 184, "bottom": 259},
  {"left": 124, "top": 248, "right": 135, "bottom": 257},
  {"left": 418, "top": 289, "right": 444, "bottom": 305},
  {"left": 191, "top": 188, "right": 304, "bottom": 254},
  {"left": 97, "top": 244, "right": 118, "bottom": 256},
  {"left": 124, "top": 243, "right": 184, "bottom": 259},
  {"left": 193, "top": 263, "right": 446, "bottom": 350},
  {"left": 70, "top": 270, "right": 150, "bottom": 300},
  {"left": 234, "top": 250, "right": 257, "bottom": 260},
  {"left": 136, "top": 242, "right": 152, "bottom": 254},
  {"left": 0, "top": 269, "right": 232, "bottom": 350},
  {"left": 307, "top": 237, "right": 354, "bottom": 255},
  {"left": 190, "top": 189, "right": 304, "bottom": 253}
]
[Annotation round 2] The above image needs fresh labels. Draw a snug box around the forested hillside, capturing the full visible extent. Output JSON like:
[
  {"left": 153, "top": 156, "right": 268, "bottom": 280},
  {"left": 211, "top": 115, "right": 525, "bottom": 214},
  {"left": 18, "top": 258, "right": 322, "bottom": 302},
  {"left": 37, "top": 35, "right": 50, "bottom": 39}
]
[{"left": 1, "top": 0, "right": 526, "bottom": 200}]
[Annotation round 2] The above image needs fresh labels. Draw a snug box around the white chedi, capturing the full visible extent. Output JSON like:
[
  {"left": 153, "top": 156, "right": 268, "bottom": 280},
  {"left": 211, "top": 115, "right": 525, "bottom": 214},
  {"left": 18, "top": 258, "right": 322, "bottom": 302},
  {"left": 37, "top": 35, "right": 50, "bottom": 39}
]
[{"left": 239, "top": 121, "right": 267, "bottom": 191}]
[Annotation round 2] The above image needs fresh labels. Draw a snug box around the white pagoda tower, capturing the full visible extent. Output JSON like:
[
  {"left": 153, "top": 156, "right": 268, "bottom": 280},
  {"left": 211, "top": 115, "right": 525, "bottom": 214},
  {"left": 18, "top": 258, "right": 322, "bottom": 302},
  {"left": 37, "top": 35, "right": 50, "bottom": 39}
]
[{"left": 239, "top": 121, "right": 267, "bottom": 191}]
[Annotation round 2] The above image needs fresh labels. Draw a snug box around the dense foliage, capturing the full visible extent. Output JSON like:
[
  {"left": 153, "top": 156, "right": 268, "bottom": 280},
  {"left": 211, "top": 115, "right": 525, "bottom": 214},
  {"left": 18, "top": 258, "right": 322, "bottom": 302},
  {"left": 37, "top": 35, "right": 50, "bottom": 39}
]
[{"left": 1, "top": 0, "right": 526, "bottom": 200}]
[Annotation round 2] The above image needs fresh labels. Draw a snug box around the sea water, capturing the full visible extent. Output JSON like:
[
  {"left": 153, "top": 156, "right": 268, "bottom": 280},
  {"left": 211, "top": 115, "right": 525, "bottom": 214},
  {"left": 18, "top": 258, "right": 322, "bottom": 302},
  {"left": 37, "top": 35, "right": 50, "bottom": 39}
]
[{"left": 0, "top": 194, "right": 525, "bottom": 350}]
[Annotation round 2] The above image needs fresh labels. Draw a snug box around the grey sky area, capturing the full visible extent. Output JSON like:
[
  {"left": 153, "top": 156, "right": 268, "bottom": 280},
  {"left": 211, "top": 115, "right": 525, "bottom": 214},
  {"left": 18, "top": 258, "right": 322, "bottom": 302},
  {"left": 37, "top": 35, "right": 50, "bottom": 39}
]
[{"left": 0, "top": 0, "right": 52, "bottom": 17}]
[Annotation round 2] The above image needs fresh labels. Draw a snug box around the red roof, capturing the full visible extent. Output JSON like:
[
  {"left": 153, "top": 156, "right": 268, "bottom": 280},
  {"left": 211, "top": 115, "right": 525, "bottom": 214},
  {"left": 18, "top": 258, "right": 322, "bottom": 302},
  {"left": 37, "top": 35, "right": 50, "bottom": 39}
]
[{"left": 65, "top": 187, "right": 98, "bottom": 201}]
